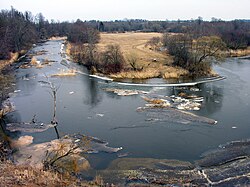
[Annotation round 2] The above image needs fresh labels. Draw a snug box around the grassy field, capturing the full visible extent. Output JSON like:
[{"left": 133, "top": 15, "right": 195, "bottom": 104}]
[
  {"left": 98, "top": 32, "right": 167, "bottom": 65},
  {"left": 98, "top": 32, "right": 188, "bottom": 79}
]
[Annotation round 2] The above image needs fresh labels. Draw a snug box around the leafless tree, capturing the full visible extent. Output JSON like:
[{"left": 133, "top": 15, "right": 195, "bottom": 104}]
[
  {"left": 42, "top": 76, "right": 60, "bottom": 138},
  {"left": 163, "top": 34, "right": 226, "bottom": 76},
  {"left": 101, "top": 44, "right": 125, "bottom": 74}
]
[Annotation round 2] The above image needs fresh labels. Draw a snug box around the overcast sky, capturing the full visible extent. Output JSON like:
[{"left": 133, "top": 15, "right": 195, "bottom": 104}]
[{"left": 1, "top": 0, "right": 249, "bottom": 21}]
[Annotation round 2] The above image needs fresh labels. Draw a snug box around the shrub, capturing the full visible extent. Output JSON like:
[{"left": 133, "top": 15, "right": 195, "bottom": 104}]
[
  {"left": 101, "top": 44, "right": 125, "bottom": 74},
  {"left": 163, "top": 34, "right": 225, "bottom": 76}
]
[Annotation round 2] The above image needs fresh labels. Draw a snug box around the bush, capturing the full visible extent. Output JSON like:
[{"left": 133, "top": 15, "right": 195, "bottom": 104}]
[
  {"left": 100, "top": 44, "right": 125, "bottom": 74},
  {"left": 163, "top": 34, "right": 225, "bottom": 76},
  {"left": 69, "top": 43, "right": 99, "bottom": 70}
]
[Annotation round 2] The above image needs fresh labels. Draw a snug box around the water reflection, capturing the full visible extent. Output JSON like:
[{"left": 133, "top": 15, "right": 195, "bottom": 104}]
[
  {"left": 5, "top": 39, "right": 250, "bottom": 169},
  {"left": 199, "top": 84, "right": 224, "bottom": 115},
  {"left": 83, "top": 78, "right": 103, "bottom": 107},
  {"left": 16, "top": 71, "right": 38, "bottom": 96}
]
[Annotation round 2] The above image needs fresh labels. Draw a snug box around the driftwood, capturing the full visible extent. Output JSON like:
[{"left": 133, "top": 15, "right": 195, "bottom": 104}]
[
  {"left": 67, "top": 134, "right": 123, "bottom": 153},
  {"left": 6, "top": 122, "right": 56, "bottom": 133},
  {"left": 0, "top": 100, "right": 15, "bottom": 119},
  {"left": 39, "top": 77, "right": 60, "bottom": 138}
]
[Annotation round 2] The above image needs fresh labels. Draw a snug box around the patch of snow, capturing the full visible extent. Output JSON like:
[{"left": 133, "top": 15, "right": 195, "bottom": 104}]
[
  {"left": 190, "top": 87, "right": 200, "bottom": 92},
  {"left": 96, "top": 113, "right": 104, "bottom": 117},
  {"left": 14, "top": 90, "right": 21, "bottom": 93}
]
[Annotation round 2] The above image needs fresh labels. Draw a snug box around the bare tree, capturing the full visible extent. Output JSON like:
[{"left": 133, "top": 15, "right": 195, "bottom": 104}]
[
  {"left": 146, "top": 37, "right": 161, "bottom": 51},
  {"left": 101, "top": 44, "right": 125, "bottom": 74},
  {"left": 127, "top": 52, "right": 143, "bottom": 71},
  {"left": 42, "top": 76, "right": 60, "bottom": 138},
  {"left": 163, "top": 34, "right": 225, "bottom": 76}
]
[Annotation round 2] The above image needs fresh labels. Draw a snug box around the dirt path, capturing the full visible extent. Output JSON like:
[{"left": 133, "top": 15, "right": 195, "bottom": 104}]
[{"left": 98, "top": 32, "right": 168, "bottom": 66}]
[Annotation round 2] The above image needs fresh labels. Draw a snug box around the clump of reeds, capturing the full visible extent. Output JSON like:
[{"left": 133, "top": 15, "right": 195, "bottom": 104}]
[
  {"left": 110, "top": 68, "right": 161, "bottom": 79},
  {"left": 42, "top": 58, "right": 50, "bottom": 65},
  {"left": 0, "top": 162, "right": 92, "bottom": 186},
  {"left": 0, "top": 52, "right": 19, "bottom": 70},
  {"left": 161, "top": 66, "right": 189, "bottom": 79},
  {"left": 30, "top": 57, "right": 38, "bottom": 65}
]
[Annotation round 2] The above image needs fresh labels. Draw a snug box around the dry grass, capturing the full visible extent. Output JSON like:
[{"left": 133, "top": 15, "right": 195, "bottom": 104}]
[
  {"left": 98, "top": 32, "right": 188, "bottom": 79},
  {"left": 110, "top": 64, "right": 188, "bottom": 79},
  {"left": 0, "top": 162, "right": 95, "bottom": 187},
  {"left": 228, "top": 47, "right": 250, "bottom": 57},
  {"left": 65, "top": 42, "right": 72, "bottom": 56},
  {"left": 30, "top": 57, "right": 45, "bottom": 69},
  {"left": 42, "top": 58, "right": 50, "bottom": 65},
  {"left": 0, "top": 52, "right": 19, "bottom": 71},
  {"left": 30, "top": 57, "right": 54, "bottom": 69},
  {"left": 98, "top": 32, "right": 168, "bottom": 67},
  {"left": 142, "top": 96, "right": 166, "bottom": 105},
  {"left": 51, "top": 69, "right": 77, "bottom": 77},
  {"left": 30, "top": 57, "right": 38, "bottom": 66},
  {"left": 110, "top": 67, "right": 161, "bottom": 79},
  {"left": 49, "top": 36, "right": 67, "bottom": 41},
  {"left": 161, "top": 65, "right": 189, "bottom": 79},
  {"left": 0, "top": 73, "right": 15, "bottom": 104}
]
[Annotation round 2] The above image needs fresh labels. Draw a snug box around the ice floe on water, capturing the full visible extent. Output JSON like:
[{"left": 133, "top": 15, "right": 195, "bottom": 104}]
[
  {"left": 136, "top": 91, "right": 217, "bottom": 125},
  {"left": 14, "top": 90, "right": 21, "bottom": 93},
  {"left": 137, "top": 107, "right": 217, "bottom": 125},
  {"left": 103, "top": 88, "right": 149, "bottom": 96},
  {"left": 96, "top": 113, "right": 104, "bottom": 117},
  {"left": 67, "top": 134, "right": 123, "bottom": 154},
  {"left": 190, "top": 87, "right": 200, "bottom": 92},
  {"left": 142, "top": 92, "right": 204, "bottom": 111},
  {"left": 101, "top": 86, "right": 215, "bottom": 124},
  {"left": 6, "top": 122, "right": 56, "bottom": 133}
]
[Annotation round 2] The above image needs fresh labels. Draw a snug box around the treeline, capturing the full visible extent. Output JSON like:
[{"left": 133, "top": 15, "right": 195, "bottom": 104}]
[
  {"left": 1, "top": 7, "right": 250, "bottom": 58},
  {"left": 70, "top": 19, "right": 250, "bottom": 76},
  {"left": 0, "top": 7, "right": 37, "bottom": 59},
  {"left": 87, "top": 18, "right": 250, "bottom": 50},
  {"left": 72, "top": 18, "right": 250, "bottom": 76},
  {"left": 70, "top": 43, "right": 125, "bottom": 74},
  {"left": 1, "top": 7, "right": 250, "bottom": 77},
  {"left": 0, "top": 7, "right": 99, "bottom": 60}
]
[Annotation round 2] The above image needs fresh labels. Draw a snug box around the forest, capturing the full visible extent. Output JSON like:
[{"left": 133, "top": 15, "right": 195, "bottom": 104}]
[{"left": 1, "top": 7, "right": 250, "bottom": 60}]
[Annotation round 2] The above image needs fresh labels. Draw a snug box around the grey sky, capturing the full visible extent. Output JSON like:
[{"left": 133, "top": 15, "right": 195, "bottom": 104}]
[{"left": 1, "top": 0, "right": 249, "bottom": 21}]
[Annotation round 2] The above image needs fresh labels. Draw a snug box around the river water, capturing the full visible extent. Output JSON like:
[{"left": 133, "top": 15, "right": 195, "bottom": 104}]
[{"left": 6, "top": 40, "right": 250, "bottom": 169}]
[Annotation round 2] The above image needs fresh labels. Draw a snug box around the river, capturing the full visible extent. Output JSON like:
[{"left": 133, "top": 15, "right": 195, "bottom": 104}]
[{"left": 5, "top": 39, "right": 250, "bottom": 170}]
